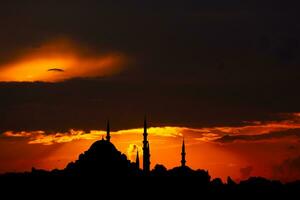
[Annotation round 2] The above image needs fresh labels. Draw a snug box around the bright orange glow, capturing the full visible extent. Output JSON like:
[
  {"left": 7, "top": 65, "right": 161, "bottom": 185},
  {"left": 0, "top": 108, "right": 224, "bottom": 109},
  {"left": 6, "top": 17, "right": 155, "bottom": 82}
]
[
  {"left": 0, "top": 38, "right": 125, "bottom": 82},
  {"left": 126, "top": 144, "right": 143, "bottom": 161},
  {"left": 2, "top": 127, "right": 184, "bottom": 146},
  {"left": 2, "top": 116, "right": 300, "bottom": 182}
]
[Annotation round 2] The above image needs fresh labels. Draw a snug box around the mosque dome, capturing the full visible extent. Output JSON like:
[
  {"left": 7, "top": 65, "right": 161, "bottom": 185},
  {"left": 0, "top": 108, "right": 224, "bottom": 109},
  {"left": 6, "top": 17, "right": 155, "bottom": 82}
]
[{"left": 65, "top": 138, "right": 132, "bottom": 176}]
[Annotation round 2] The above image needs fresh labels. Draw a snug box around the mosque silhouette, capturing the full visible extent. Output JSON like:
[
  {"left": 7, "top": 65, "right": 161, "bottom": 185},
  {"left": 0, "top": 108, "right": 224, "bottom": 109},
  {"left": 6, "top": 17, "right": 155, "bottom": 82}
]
[
  {"left": 1, "top": 118, "right": 300, "bottom": 197},
  {"left": 63, "top": 118, "right": 209, "bottom": 179}
]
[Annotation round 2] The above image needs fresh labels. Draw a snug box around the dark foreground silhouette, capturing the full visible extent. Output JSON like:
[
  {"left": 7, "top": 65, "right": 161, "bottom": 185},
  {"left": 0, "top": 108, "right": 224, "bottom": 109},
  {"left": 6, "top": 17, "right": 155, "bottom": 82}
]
[{"left": 0, "top": 138, "right": 299, "bottom": 198}]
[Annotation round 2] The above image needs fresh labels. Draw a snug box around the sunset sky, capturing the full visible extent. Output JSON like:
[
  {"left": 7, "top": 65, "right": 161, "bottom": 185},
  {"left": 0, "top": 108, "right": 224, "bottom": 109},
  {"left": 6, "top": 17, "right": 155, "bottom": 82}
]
[{"left": 0, "top": 0, "right": 300, "bottom": 182}]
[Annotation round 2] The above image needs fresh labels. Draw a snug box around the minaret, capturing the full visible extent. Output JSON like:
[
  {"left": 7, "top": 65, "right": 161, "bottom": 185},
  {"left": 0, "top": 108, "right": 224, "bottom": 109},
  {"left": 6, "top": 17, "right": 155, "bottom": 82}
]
[
  {"left": 181, "top": 138, "right": 186, "bottom": 167},
  {"left": 143, "top": 116, "right": 150, "bottom": 173},
  {"left": 136, "top": 150, "right": 140, "bottom": 169},
  {"left": 106, "top": 120, "right": 111, "bottom": 142}
]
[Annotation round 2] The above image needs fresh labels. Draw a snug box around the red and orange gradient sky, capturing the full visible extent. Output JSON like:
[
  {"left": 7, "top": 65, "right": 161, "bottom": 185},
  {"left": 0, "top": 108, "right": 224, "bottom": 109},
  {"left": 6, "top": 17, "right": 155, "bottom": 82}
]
[
  {"left": 1, "top": 114, "right": 300, "bottom": 182},
  {"left": 0, "top": 37, "right": 300, "bottom": 183}
]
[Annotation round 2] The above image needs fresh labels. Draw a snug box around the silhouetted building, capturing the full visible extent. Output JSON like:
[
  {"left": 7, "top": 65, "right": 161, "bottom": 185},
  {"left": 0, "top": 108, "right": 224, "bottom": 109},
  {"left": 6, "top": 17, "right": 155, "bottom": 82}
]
[
  {"left": 143, "top": 117, "right": 151, "bottom": 173},
  {"left": 136, "top": 150, "right": 140, "bottom": 169},
  {"left": 64, "top": 123, "right": 137, "bottom": 176},
  {"left": 106, "top": 120, "right": 111, "bottom": 142},
  {"left": 152, "top": 164, "right": 167, "bottom": 176},
  {"left": 181, "top": 138, "right": 186, "bottom": 167}
]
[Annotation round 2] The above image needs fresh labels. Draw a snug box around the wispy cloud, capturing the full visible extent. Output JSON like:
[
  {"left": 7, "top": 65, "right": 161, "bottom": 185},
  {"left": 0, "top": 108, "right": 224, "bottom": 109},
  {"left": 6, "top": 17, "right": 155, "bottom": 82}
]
[
  {"left": 1, "top": 127, "right": 184, "bottom": 145},
  {"left": 3, "top": 130, "right": 104, "bottom": 145},
  {"left": 126, "top": 144, "right": 143, "bottom": 162},
  {"left": 47, "top": 68, "right": 65, "bottom": 72},
  {"left": 3, "top": 113, "right": 300, "bottom": 145},
  {"left": 215, "top": 128, "right": 300, "bottom": 143}
]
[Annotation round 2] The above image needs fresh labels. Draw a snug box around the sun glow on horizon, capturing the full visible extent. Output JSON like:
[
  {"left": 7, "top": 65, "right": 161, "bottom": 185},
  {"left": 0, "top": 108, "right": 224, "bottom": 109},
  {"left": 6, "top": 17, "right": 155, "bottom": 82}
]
[{"left": 2, "top": 114, "right": 300, "bottom": 182}]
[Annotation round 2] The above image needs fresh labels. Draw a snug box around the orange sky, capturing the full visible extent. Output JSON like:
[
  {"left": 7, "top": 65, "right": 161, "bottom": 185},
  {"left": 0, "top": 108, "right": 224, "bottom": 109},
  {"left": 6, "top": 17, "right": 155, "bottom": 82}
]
[
  {"left": 1, "top": 115, "right": 300, "bottom": 182},
  {"left": 0, "top": 38, "right": 299, "bottom": 183},
  {"left": 0, "top": 38, "right": 126, "bottom": 82}
]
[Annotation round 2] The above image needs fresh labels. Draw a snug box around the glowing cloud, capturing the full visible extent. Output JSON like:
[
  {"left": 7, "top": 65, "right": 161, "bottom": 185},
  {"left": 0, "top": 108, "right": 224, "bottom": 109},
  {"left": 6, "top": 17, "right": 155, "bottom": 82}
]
[
  {"left": 3, "top": 129, "right": 104, "bottom": 145},
  {"left": 2, "top": 114, "right": 300, "bottom": 181},
  {"left": 0, "top": 38, "right": 126, "bottom": 82},
  {"left": 126, "top": 144, "right": 143, "bottom": 162},
  {"left": 2, "top": 127, "right": 184, "bottom": 146},
  {"left": 3, "top": 113, "right": 300, "bottom": 145},
  {"left": 115, "top": 127, "right": 184, "bottom": 138}
]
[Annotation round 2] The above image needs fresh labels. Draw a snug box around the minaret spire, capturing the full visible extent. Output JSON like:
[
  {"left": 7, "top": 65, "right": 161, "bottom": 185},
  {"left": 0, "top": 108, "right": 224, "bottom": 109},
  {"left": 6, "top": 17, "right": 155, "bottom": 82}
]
[
  {"left": 143, "top": 116, "right": 150, "bottom": 173},
  {"left": 181, "top": 138, "right": 186, "bottom": 167},
  {"left": 136, "top": 150, "right": 140, "bottom": 169},
  {"left": 106, "top": 120, "right": 111, "bottom": 142},
  {"left": 144, "top": 116, "right": 147, "bottom": 136}
]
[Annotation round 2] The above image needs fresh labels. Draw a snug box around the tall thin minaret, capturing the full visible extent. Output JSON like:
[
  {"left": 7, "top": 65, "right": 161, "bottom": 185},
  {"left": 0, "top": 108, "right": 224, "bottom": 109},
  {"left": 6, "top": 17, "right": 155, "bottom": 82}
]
[
  {"left": 181, "top": 138, "right": 186, "bottom": 167},
  {"left": 136, "top": 150, "right": 140, "bottom": 169},
  {"left": 143, "top": 116, "right": 150, "bottom": 173},
  {"left": 106, "top": 120, "right": 111, "bottom": 142}
]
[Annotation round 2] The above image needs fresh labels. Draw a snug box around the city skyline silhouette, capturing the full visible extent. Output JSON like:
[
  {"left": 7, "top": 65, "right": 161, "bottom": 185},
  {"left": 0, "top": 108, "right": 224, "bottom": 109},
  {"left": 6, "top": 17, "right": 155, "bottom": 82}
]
[
  {"left": 1, "top": 118, "right": 300, "bottom": 198},
  {"left": 1, "top": 1, "right": 300, "bottom": 197}
]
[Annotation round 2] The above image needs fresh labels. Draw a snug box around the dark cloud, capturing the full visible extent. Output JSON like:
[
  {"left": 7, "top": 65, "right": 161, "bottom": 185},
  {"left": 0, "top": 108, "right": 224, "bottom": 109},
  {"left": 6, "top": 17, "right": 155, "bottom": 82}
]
[
  {"left": 215, "top": 129, "right": 300, "bottom": 143},
  {"left": 287, "top": 145, "right": 297, "bottom": 151},
  {"left": 240, "top": 166, "right": 253, "bottom": 179},
  {"left": 47, "top": 68, "right": 65, "bottom": 72},
  {"left": 273, "top": 156, "right": 300, "bottom": 182},
  {"left": 0, "top": 1, "right": 300, "bottom": 131},
  {"left": 0, "top": 78, "right": 293, "bottom": 132}
]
